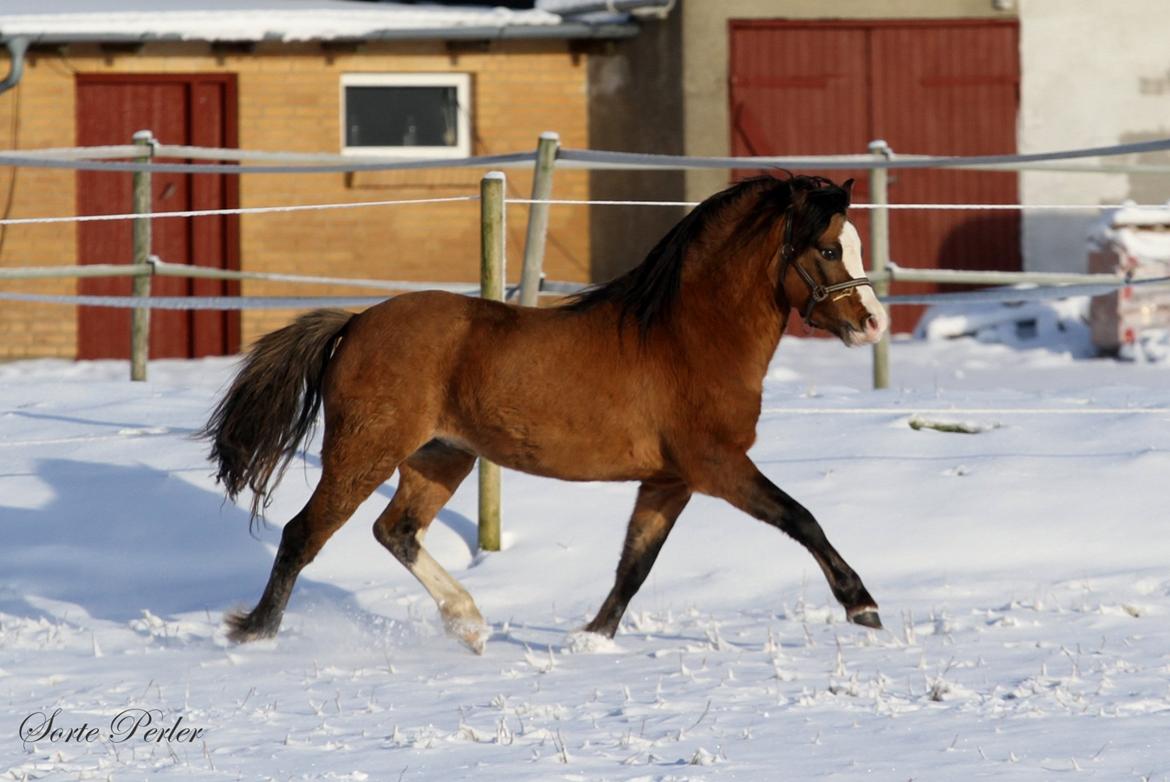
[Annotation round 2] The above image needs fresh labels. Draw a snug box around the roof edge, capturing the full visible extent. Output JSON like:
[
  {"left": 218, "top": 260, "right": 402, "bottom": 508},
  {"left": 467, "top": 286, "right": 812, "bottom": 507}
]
[{"left": 0, "top": 22, "right": 640, "bottom": 45}]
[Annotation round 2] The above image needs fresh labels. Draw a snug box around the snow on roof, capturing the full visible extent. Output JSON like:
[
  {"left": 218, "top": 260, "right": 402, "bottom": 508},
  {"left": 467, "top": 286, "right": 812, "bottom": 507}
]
[{"left": 0, "top": 0, "right": 614, "bottom": 43}]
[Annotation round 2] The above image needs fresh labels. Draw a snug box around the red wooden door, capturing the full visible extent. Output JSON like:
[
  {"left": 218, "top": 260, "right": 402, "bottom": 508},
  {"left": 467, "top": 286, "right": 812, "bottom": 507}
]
[
  {"left": 76, "top": 74, "right": 239, "bottom": 359},
  {"left": 730, "top": 20, "right": 1020, "bottom": 333}
]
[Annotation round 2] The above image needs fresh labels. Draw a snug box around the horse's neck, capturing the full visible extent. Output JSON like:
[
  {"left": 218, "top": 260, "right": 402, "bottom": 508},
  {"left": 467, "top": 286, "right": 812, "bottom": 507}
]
[{"left": 674, "top": 233, "right": 786, "bottom": 384}]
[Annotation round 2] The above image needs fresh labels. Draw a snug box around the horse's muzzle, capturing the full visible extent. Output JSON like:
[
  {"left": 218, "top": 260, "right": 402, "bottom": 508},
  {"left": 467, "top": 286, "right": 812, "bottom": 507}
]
[{"left": 837, "top": 314, "right": 884, "bottom": 347}]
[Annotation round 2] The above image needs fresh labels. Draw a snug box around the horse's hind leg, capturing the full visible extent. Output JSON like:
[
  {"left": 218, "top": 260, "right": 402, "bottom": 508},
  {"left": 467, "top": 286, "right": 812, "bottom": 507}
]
[
  {"left": 585, "top": 478, "right": 691, "bottom": 638},
  {"left": 226, "top": 425, "right": 424, "bottom": 643},
  {"left": 371, "top": 440, "right": 488, "bottom": 653},
  {"left": 705, "top": 455, "right": 881, "bottom": 629}
]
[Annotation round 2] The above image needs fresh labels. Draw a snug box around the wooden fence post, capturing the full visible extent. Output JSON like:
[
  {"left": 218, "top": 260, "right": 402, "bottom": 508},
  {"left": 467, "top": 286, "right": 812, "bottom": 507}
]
[
  {"left": 519, "top": 132, "right": 559, "bottom": 307},
  {"left": 478, "top": 171, "right": 506, "bottom": 551},
  {"left": 130, "top": 129, "right": 154, "bottom": 382},
  {"left": 868, "top": 139, "right": 892, "bottom": 390}
]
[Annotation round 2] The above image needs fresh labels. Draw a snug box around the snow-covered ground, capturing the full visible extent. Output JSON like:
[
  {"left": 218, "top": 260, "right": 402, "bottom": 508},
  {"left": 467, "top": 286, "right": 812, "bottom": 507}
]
[{"left": 2, "top": 315, "right": 1169, "bottom": 781}]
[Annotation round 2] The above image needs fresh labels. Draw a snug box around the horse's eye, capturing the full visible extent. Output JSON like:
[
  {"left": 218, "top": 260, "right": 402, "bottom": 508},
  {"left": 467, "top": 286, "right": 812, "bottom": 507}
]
[{"left": 820, "top": 247, "right": 840, "bottom": 261}]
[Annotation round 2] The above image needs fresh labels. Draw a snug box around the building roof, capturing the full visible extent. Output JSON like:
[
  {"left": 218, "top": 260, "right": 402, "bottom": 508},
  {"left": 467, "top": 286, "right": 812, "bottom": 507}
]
[{"left": 0, "top": 0, "right": 638, "bottom": 43}]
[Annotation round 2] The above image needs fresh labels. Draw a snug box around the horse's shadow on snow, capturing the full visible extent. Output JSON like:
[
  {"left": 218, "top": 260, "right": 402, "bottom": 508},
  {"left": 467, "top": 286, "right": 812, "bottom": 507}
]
[{"left": 0, "top": 458, "right": 430, "bottom": 631}]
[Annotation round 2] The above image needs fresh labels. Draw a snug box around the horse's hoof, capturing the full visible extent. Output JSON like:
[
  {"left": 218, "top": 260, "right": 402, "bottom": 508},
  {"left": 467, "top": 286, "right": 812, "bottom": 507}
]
[
  {"left": 564, "top": 629, "right": 621, "bottom": 654},
  {"left": 847, "top": 607, "right": 883, "bottom": 630},
  {"left": 224, "top": 609, "right": 279, "bottom": 644},
  {"left": 445, "top": 617, "right": 490, "bottom": 655}
]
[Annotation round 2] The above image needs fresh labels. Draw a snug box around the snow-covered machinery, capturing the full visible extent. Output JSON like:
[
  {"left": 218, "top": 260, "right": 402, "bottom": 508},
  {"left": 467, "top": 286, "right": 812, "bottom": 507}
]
[{"left": 1088, "top": 206, "right": 1170, "bottom": 355}]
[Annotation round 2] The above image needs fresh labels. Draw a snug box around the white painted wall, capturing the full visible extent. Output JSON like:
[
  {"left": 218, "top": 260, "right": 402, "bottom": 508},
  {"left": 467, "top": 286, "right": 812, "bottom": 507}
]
[{"left": 1020, "top": 0, "right": 1170, "bottom": 272}]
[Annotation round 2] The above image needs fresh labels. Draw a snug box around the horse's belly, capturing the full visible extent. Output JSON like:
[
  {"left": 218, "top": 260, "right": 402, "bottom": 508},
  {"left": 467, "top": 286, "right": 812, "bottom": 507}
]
[
  {"left": 437, "top": 421, "right": 660, "bottom": 483},
  {"left": 439, "top": 311, "right": 667, "bottom": 481}
]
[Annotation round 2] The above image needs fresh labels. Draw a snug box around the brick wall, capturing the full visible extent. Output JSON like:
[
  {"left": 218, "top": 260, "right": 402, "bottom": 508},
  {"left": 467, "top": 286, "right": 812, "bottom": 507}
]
[{"left": 0, "top": 40, "right": 591, "bottom": 358}]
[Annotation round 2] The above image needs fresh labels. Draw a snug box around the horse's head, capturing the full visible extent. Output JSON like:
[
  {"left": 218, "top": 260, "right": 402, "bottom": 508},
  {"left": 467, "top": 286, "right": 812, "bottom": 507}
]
[{"left": 779, "top": 178, "right": 889, "bottom": 347}]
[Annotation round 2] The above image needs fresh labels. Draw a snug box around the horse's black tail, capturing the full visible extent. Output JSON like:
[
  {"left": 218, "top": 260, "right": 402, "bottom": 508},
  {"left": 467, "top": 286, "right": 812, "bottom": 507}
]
[{"left": 198, "top": 309, "right": 353, "bottom": 523}]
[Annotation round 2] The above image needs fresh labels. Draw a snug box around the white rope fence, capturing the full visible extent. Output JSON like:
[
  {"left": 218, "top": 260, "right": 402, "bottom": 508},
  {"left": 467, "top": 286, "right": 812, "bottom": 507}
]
[
  {"left": 0, "top": 148, "right": 538, "bottom": 174},
  {"left": 0, "top": 134, "right": 1165, "bottom": 225},
  {"left": 1, "top": 184, "right": 1162, "bottom": 310},
  {"left": 0, "top": 194, "right": 478, "bottom": 227},
  {"left": 0, "top": 292, "right": 392, "bottom": 310},
  {"left": 8, "top": 276, "right": 1164, "bottom": 309},
  {"left": 510, "top": 198, "right": 1170, "bottom": 211},
  {"left": 555, "top": 139, "right": 1170, "bottom": 172},
  {"left": 0, "top": 257, "right": 570, "bottom": 308},
  {"left": 3, "top": 196, "right": 1168, "bottom": 228},
  {"left": 2, "top": 135, "right": 1169, "bottom": 371},
  {"left": 5, "top": 135, "right": 1170, "bottom": 174},
  {"left": 0, "top": 257, "right": 479, "bottom": 290},
  {"left": 150, "top": 259, "right": 477, "bottom": 292}
]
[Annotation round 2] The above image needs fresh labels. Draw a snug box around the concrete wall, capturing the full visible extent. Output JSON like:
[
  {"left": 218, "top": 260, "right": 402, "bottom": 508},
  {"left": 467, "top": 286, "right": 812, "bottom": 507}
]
[
  {"left": 0, "top": 40, "right": 592, "bottom": 358},
  {"left": 587, "top": 9, "right": 685, "bottom": 281},
  {"left": 1019, "top": 0, "right": 1170, "bottom": 272}
]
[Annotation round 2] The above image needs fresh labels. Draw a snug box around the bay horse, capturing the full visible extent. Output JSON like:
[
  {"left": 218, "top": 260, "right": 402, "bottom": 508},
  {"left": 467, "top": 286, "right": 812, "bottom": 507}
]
[{"left": 201, "top": 174, "right": 889, "bottom": 653}]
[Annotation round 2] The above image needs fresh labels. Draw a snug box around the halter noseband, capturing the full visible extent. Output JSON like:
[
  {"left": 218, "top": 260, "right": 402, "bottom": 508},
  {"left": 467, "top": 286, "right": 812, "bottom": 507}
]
[{"left": 780, "top": 209, "right": 873, "bottom": 322}]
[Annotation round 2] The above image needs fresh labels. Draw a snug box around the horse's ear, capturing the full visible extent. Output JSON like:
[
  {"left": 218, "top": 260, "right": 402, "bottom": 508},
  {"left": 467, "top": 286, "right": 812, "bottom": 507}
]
[{"left": 841, "top": 178, "right": 855, "bottom": 205}]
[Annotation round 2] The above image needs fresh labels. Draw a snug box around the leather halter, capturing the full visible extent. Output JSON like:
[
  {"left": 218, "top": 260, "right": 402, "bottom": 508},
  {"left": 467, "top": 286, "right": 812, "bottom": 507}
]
[{"left": 779, "top": 209, "right": 873, "bottom": 323}]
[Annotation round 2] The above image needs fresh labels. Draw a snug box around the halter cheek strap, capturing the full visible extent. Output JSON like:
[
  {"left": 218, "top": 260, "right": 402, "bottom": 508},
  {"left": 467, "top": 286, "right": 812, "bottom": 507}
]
[
  {"left": 780, "top": 210, "right": 873, "bottom": 323},
  {"left": 788, "top": 260, "right": 874, "bottom": 321}
]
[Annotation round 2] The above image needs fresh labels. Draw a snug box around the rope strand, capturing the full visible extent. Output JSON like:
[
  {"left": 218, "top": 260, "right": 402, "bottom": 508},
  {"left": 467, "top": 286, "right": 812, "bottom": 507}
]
[{"left": 2, "top": 196, "right": 1164, "bottom": 227}]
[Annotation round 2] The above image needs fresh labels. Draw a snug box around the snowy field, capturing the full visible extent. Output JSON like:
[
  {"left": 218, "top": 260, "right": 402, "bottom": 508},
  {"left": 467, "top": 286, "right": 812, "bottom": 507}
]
[{"left": 2, "top": 313, "right": 1170, "bottom": 781}]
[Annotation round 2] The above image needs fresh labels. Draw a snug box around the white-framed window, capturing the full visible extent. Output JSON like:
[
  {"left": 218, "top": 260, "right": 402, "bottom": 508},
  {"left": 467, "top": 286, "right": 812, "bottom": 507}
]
[{"left": 340, "top": 73, "right": 471, "bottom": 158}]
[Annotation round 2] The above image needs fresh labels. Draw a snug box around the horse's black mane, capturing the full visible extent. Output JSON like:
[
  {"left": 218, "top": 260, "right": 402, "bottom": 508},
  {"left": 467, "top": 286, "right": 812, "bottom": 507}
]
[{"left": 563, "top": 174, "right": 851, "bottom": 334}]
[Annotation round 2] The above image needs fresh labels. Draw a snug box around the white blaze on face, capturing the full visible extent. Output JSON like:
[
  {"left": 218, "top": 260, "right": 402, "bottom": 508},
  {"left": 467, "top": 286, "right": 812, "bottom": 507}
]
[{"left": 840, "top": 220, "right": 889, "bottom": 343}]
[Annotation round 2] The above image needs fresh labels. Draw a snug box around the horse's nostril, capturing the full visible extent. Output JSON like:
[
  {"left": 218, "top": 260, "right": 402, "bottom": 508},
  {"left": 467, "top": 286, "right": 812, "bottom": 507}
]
[{"left": 864, "top": 315, "right": 880, "bottom": 333}]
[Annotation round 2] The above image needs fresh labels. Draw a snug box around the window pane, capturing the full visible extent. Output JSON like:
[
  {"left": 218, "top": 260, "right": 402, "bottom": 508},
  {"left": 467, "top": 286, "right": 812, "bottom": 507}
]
[{"left": 345, "top": 86, "right": 459, "bottom": 148}]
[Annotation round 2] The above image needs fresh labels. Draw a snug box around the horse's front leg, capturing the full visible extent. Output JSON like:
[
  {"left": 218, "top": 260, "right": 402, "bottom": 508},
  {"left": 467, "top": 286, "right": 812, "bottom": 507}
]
[{"left": 700, "top": 454, "right": 881, "bottom": 629}]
